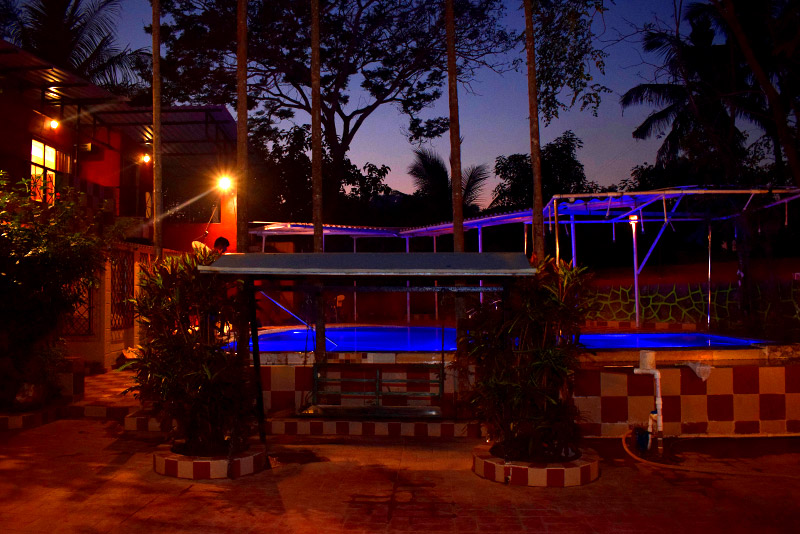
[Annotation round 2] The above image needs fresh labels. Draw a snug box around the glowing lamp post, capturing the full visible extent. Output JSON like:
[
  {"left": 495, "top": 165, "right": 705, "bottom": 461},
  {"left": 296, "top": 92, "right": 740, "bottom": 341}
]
[
  {"left": 629, "top": 214, "right": 640, "bottom": 328},
  {"left": 49, "top": 119, "right": 59, "bottom": 129}
]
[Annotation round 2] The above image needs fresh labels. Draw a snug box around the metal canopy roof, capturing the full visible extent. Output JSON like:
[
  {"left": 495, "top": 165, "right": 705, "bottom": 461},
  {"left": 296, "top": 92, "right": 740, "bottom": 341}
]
[
  {"left": 0, "top": 39, "right": 123, "bottom": 107},
  {"left": 543, "top": 187, "right": 800, "bottom": 224},
  {"left": 250, "top": 187, "right": 799, "bottom": 241},
  {"left": 89, "top": 106, "right": 237, "bottom": 157},
  {"left": 198, "top": 252, "right": 536, "bottom": 277},
  {"left": 250, "top": 222, "right": 398, "bottom": 238},
  {"left": 1, "top": 39, "right": 236, "bottom": 159}
]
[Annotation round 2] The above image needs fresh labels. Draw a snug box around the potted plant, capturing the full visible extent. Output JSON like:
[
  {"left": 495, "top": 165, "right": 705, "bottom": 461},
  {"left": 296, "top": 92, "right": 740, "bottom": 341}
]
[
  {"left": 127, "top": 249, "right": 255, "bottom": 457},
  {"left": 457, "top": 258, "right": 594, "bottom": 463}
]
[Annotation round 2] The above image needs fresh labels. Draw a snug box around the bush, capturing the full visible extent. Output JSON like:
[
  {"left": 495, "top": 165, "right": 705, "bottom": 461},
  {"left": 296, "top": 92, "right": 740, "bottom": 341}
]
[
  {"left": 128, "top": 249, "right": 254, "bottom": 456},
  {"left": 457, "top": 259, "right": 594, "bottom": 462},
  {"left": 0, "top": 172, "right": 110, "bottom": 410}
]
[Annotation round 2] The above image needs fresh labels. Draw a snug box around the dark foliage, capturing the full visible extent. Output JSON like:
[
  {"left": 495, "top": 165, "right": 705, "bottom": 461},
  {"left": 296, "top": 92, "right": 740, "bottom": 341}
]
[
  {"left": 127, "top": 250, "right": 254, "bottom": 456},
  {"left": 0, "top": 172, "right": 111, "bottom": 410},
  {"left": 456, "top": 259, "right": 595, "bottom": 462}
]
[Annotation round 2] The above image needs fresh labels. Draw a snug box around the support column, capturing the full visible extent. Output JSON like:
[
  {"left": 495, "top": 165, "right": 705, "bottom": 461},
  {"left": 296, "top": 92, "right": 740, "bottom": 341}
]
[
  {"left": 631, "top": 217, "right": 640, "bottom": 328},
  {"left": 405, "top": 237, "right": 411, "bottom": 324},
  {"left": 478, "top": 226, "right": 484, "bottom": 304},
  {"left": 554, "top": 199, "right": 560, "bottom": 264},
  {"left": 353, "top": 237, "right": 358, "bottom": 323},
  {"left": 433, "top": 235, "right": 438, "bottom": 321},
  {"left": 707, "top": 224, "right": 712, "bottom": 331},
  {"left": 570, "top": 215, "right": 577, "bottom": 268}
]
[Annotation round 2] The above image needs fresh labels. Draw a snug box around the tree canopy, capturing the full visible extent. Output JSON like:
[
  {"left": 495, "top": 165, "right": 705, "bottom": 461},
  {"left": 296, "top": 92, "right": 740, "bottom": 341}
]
[
  {"left": 489, "top": 131, "right": 596, "bottom": 210},
  {"left": 157, "top": 0, "right": 515, "bottom": 204},
  {"left": 1, "top": 0, "right": 146, "bottom": 91},
  {"left": 621, "top": 0, "right": 800, "bottom": 187}
]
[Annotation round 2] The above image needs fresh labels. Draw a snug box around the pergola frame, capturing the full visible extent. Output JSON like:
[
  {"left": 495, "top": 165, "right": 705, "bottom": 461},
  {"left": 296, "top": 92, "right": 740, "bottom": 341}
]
[{"left": 250, "top": 186, "right": 799, "bottom": 328}]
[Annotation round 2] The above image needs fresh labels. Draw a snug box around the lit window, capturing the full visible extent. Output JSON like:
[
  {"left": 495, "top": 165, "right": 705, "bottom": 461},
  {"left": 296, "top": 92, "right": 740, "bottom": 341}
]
[{"left": 30, "top": 140, "right": 71, "bottom": 204}]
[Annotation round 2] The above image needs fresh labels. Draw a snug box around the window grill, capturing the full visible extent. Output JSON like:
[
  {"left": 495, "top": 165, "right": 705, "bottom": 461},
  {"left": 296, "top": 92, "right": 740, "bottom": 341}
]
[
  {"left": 62, "top": 285, "right": 93, "bottom": 336},
  {"left": 111, "top": 251, "right": 135, "bottom": 330}
]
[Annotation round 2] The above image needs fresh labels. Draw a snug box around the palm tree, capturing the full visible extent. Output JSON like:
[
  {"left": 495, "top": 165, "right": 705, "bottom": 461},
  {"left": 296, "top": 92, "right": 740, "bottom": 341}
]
[
  {"left": 3, "top": 0, "right": 145, "bottom": 91},
  {"left": 620, "top": 13, "right": 747, "bottom": 183},
  {"left": 408, "top": 148, "right": 488, "bottom": 220}
]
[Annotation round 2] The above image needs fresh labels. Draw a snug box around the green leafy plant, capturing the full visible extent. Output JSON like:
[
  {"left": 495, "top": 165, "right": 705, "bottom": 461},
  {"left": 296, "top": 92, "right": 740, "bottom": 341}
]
[
  {"left": 457, "top": 258, "right": 594, "bottom": 462},
  {"left": 127, "top": 249, "right": 254, "bottom": 456},
  {"left": 0, "top": 172, "right": 110, "bottom": 410}
]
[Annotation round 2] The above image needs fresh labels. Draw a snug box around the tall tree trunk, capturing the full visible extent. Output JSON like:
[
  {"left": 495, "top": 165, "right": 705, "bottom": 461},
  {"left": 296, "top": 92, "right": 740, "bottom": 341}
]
[
  {"left": 311, "top": 0, "right": 326, "bottom": 363},
  {"left": 523, "top": 0, "right": 544, "bottom": 263},
  {"left": 152, "top": 0, "right": 163, "bottom": 260},
  {"left": 311, "top": 0, "right": 323, "bottom": 252},
  {"left": 712, "top": 0, "right": 800, "bottom": 188},
  {"left": 236, "top": 0, "right": 248, "bottom": 252},
  {"left": 445, "top": 0, "right": 464, "bottom": 252}
]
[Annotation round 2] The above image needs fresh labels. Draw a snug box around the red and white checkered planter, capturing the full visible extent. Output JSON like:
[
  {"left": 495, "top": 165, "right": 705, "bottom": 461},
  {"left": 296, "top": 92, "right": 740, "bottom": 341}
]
[
  {"left": 472, "top": 444, "right": 600, "bottom": 487},
  {"left": 153, "top": 443, "right": 268, "bottom": 479}
]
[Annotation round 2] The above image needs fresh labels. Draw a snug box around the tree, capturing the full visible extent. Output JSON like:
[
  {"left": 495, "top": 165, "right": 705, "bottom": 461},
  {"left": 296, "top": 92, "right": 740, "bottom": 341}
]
[
  {"left": 445, "top": 0, "right": 464, "bottom": 251},
  {"left": 489, "top": 131, "right": 596, "bottom": 210},
  {"left": 521, "top": 0, "right": 609, "bottom": 262},
  {"left": 1, "top": 0, "right": 146, "bottom": 91},
  {"left": 236, "top": 0, "right": 248, "bottom": 252},
  {"left": 620, "top": 9, "right": 747, "bottom": 183},
  {"left": 706, "top": 0, "right": 800, "bottom": 187},
  {"left": 408, "top": 147, "right": 488, "bottom": 223},
  {"left": 0, "top": 172, "right": 112, "bottom": 410},
  {"left": 158, "top": 0, "right": 515, "bottom": 216}
]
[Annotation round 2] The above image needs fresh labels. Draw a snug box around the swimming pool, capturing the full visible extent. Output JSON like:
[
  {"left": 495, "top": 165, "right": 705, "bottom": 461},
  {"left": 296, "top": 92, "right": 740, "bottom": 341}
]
[{"left": 237, "top": 326, "right": 762, "bottom": 352}]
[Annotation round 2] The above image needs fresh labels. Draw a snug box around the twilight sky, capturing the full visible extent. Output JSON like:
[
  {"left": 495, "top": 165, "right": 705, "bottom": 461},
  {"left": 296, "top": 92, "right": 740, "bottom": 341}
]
[{"left": 117, "top": 0, "right": 675, "bottom": 206}]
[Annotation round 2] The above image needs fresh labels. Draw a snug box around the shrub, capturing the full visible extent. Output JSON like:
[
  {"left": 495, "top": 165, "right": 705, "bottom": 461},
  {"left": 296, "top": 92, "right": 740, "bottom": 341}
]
[
  {"left": 457, "top": 258, "right": 594, "bottom": 462},
  {"left": 128, "top": 249, "right": 254, "bottom": 456},
  {"left": 0, "top": 172, "right": 110, "bottom": 410}
]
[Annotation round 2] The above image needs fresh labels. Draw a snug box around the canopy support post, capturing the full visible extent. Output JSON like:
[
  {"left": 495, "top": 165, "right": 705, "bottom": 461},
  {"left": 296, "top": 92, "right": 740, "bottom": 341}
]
[
  {"left": 353, "top": 237, "right": 358, "bottom": 322},
  {"left": 570, "top": 215, "right": 577, "bottom": 267},
  {"left": 478, "top": 226, "right": 484, "bottom": 304},
  {"left": 247, "top": 277, "right": 266, "bottom": 443},
  {"left": 433, "top": 235, "right": 439, "bottom": 321},
  {"left": 554, "top": 199, "right": 560, "bottom": 264},
  {"left": 631, "top": 218, "right": 640, "bottom": 329},
  {"left": 405, "top": 237, "right": 411, "bottom": 323},
  {"left": 707, "top": 224, "right": 712, "bottom": 331}
]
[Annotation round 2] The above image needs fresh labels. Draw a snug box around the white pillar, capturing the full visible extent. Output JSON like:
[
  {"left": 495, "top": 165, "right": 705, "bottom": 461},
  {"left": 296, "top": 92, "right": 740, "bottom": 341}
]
[
  {"left": 405, "top": 237, "right": 411, "bottom": 324},
  {"left": 478, "top": 226, "right": 484, "bottom": 304},
  {"left": 707, "top": 225, "right": 712, "bottom": 331},
  {"left": 554, "top": 199, "right": 560, "bottom": 264},
  {"left": 631, "top": 218, "right": 640, "bottom": 328},
  {"left": 433, "top": 235, "right": 438, "bottom": 321},
  {"left": 570, "top": 215, "right": 577, "bottom": 268},
  {"left": 353, "top": 237, "right": 357, "bottom": 322}
]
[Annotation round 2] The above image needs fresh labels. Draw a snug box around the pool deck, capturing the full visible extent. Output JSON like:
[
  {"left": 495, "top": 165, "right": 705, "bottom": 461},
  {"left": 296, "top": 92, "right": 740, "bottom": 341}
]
[{"left": 1, "top": 417, "right": 799, "bottom": 533}]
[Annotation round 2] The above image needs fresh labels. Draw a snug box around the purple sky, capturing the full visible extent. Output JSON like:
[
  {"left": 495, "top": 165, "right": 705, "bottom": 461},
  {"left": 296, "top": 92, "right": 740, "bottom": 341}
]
[{"left": 117, "top": 0, "right": 673, "bottom": 206}]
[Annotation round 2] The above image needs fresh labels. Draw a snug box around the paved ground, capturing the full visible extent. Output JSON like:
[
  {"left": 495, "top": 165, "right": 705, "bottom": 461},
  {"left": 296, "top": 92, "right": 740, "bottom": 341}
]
[{"left": 1, "top": 419, "right": 799, "bottom": 533}]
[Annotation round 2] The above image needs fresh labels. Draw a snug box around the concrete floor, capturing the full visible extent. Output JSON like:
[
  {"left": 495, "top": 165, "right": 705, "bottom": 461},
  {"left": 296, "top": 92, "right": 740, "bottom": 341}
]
[{"left": 1, "top": 419, "right": 799, "bottom": 533}]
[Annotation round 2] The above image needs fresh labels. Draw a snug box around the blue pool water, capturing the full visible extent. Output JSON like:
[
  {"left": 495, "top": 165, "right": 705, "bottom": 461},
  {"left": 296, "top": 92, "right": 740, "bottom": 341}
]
[{"left": 239, "top": 326, "right": 761, "bottom": 352}]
